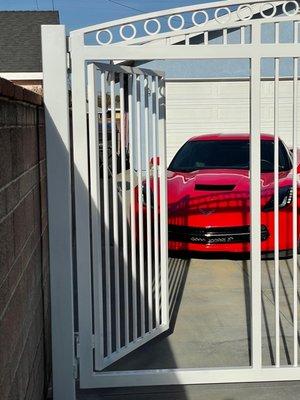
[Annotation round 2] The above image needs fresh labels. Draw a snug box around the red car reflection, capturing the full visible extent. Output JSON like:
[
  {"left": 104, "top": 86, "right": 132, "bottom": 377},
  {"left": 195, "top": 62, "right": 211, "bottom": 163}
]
[{"left": 163, "top": 133, "right": 300, "bottom": 256}]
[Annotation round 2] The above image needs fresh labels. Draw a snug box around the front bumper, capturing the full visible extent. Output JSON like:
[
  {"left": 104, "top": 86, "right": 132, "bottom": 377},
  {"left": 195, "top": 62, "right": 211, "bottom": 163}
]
[{"left": 168, "top": 208, "right": 296, "bottom": 253}]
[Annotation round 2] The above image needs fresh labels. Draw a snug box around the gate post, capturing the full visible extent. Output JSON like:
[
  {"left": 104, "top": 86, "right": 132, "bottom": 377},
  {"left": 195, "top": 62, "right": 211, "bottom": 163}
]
[{"left": 41, "top": 25, "right": 76, "bottom": 400}]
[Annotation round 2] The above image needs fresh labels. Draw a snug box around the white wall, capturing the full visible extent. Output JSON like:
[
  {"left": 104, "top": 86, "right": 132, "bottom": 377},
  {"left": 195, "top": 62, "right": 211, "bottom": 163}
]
[{"left": 166, "top": 79, "right": 300, "bottom": 165}]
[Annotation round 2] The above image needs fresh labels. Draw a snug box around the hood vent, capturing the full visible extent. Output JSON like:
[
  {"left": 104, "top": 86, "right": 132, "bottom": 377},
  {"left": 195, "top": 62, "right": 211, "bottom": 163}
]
[{"left": 195, "top": 184, "right": 236, "bottom": 191}]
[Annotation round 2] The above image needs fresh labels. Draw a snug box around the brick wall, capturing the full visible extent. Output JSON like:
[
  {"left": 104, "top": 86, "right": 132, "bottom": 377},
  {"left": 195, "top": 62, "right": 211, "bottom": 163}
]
[{"left": 0, "top": 79, "right": 51, "bottom": 400}]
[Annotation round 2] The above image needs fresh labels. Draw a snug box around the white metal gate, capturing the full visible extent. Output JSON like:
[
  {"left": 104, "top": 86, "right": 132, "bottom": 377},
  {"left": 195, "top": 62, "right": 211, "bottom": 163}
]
[{"left": 41, "top": 1, "right": 300, "bottom": 398}]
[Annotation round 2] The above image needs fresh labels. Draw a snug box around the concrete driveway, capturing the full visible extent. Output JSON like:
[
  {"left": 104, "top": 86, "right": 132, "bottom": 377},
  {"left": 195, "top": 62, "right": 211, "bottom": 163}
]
[{"left": 77, "top": 256, "right": 300, "bottom": 399}]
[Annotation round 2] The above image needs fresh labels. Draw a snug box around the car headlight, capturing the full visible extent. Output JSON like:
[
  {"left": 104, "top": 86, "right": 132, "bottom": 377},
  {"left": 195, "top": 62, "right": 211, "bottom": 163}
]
[{"left": 263, "top": 186, "right": 293, "bottom": 211}]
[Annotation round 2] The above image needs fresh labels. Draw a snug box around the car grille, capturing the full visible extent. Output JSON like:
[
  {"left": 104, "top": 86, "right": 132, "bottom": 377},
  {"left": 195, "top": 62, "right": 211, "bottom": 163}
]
[
  {"left": 168, "top": 225, "right": 269, "bottom": 244},
  {"left": 194, "top": 184, "right": 236, "bottom": 191}
]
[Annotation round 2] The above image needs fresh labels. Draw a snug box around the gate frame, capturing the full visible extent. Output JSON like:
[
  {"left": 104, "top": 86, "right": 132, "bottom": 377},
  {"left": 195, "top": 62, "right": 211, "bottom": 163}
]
[{"left": 42, "top": 1, "right": 300, "bottom": 399}]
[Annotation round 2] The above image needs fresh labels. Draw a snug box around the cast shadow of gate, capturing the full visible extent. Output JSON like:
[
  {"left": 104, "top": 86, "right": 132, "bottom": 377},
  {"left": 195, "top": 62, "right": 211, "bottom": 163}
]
[
  {"left": 259, "top": 257, "right": 300, "bottom": 366},
  {"left": 241, "top": 255, "right": 300, "bottom": 367},
  {"left": 104, "top": 253, "right": 190, "bottom": 372}
]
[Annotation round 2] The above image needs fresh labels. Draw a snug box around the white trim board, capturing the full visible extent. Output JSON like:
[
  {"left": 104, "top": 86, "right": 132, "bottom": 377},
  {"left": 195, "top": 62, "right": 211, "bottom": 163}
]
[{"left": 0, "top": 72, "right": 43, "bottom": 80}]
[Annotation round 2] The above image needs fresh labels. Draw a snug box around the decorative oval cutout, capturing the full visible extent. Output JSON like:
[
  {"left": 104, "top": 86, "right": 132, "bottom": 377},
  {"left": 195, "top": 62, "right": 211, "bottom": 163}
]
[
  {"left": 168, "top": 14, "right": 185, "bottom": 31},
  {"left": 96, "top": 29, "right": 113, "bottom": 45},
  {"left": 215, "top": 7, "right": 231, "bottom": 24},
  {"left": 260, "top": 2, "right": 277, "bottom": 18},
  {"left": 237, "top": 4, "right": 254, "bottom": 21},
  {"left": 192, "top": 10, "right": 209, "bottom": 26},
  {"left": 120, "top": 24, "right": 137, "bottom": 40},
  {"left": 144, "top": 19, "right": 161, "bottom": 36},
  {"left": 283, "top": 0, "right": 299, "bottom": 16}
]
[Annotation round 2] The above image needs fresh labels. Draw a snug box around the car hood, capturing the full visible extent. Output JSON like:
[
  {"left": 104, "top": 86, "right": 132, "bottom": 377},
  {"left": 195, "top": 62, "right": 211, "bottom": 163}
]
[{"left": 167, "top": 168, "right": 292, "bottom": 211}]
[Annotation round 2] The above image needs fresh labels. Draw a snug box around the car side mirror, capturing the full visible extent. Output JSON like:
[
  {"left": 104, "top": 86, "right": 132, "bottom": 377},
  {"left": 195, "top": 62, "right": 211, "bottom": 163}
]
[{"left": 150, "top": 156, "right": 160, "bottom": 166}]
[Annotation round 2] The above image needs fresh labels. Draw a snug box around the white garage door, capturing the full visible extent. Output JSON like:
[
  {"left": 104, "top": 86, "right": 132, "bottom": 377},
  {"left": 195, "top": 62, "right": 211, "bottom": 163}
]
[{"left": 166, "top": 79, "right": 300, "bottom": 165}]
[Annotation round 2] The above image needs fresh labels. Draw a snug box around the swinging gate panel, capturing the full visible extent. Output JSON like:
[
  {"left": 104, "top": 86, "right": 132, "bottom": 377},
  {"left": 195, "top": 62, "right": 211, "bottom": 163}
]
[
  {"left": 41, "top": 0, "right": 300, "bottom": 395},
  {"left": 87, "top": 62, "right": 168, "bottom": 371}
]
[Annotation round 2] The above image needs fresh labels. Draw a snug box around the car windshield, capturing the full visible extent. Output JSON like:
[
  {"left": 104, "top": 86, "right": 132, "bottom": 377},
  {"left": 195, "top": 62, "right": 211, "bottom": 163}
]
[{"left": 168, "top": 139, "right": 292, "bottom": 173}]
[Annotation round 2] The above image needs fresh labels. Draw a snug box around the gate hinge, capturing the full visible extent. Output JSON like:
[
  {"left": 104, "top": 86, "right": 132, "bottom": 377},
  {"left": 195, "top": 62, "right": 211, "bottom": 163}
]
[
  {"left": 66, "top": 36, "right": 71, "bottom": 72},
  {"left": 73, "top": 332, "right": 80, "bottom": 380},
  {"left": 67, "top": 51, "right": 71, "bottom": 72}
]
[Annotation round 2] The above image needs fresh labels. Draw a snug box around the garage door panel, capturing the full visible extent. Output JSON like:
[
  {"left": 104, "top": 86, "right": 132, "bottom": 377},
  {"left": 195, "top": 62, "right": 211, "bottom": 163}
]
[
  {"left": 262, "top": 81, "right": 296, "bottom": 98},
  {"left": 168, "top": 108, "right": 215, "bottom": 121},
  {"left": 217, "top": 82, "right": 250, "bottom": 97},
  {"left": 217, "top": 106, "right": 249, "bottom": 121},
  {"left": 167, "top": 81, "right": 215, "bottom": 96},
  {"left": 166, "top": 80, "right": 300, "bottom": 164},
  {"left": 168, "top": 99, "right": 250, "bottom": 107}
]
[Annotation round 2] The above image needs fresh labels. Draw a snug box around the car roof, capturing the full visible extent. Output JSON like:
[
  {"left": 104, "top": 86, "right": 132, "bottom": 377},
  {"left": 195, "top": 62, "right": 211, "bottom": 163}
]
[{"left": 189, "top": 133, "right": 274, "bottom": 141}]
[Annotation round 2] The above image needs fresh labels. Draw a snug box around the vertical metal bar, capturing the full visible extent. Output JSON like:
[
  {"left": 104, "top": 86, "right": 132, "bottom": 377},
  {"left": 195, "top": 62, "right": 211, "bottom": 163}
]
[
  {"left": 145, "top": 75, "right": 153, "bottom": 332},
  {"left": 293, "top": 55, "right": 298, "bottom": 367},
  {"left": 101, "top": 70, "right": 112, "bottom": 355},
  {"left": 275, "top": 22, "right": 279, "bottom": 44},
  {"left": 152, "top": 76, "right": 160, "bottom": 327},
  {"left": 110, "top": 72, "right": 121, "bottom": 351},
  {"left": 250, "top": 56, "right": 262, "bottom": 369},
  {"left": 87, "top": 64, "right": 105, "bottom": 369},
  {"left": 274, "top": 57, "right": 280, "bottom": 367},
  {"left": 241, "top": 26, "right": 245, "bottom": 44},
  {"left": 120, "top": 73, "right": 129, "bottom": 346},
  {"left": 41, "top": 25, "right": 76, "bottom": 400},
  {"left": 223, "top": 28, "right": 228, "bottom": 45},
  {"left": 137, "top": 75, "right": 145, "bottom": 336},
  {"left": 129, "top": 74, "right": 138, "bottom": 341},
  {"left": 204, "top": 31, "right": 209, "bottom": 45},
  {"left": 158, "top": 75, "right": 169, "bottom": 327}
]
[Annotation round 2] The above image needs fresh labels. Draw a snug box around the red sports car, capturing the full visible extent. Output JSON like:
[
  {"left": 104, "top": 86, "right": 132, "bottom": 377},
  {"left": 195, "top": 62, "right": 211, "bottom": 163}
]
[{"left": 164, "top": 133, "right": 299, "bottom": 256}]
